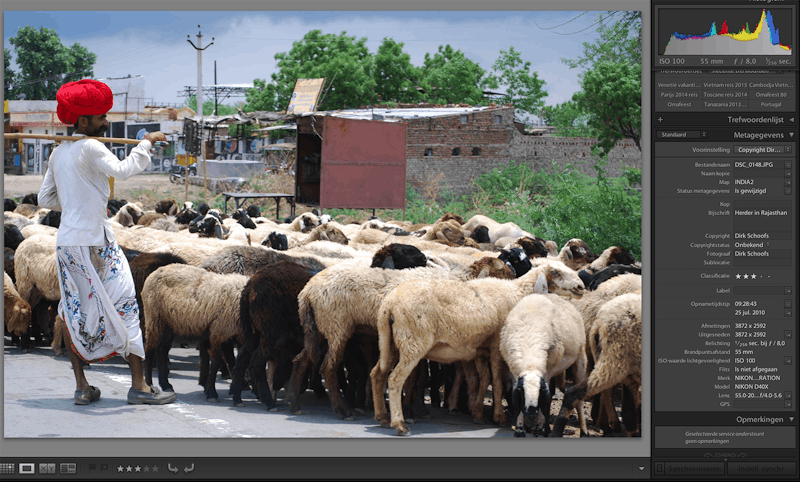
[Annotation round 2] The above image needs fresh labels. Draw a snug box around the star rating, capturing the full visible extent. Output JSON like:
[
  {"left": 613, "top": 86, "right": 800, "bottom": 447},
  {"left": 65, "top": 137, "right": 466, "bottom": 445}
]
[
  {"left": 152, "top": 465, "right": 159, "bottom": 473},
  {"left": 117, "top": 465, "right": 124, "bottom": 473},
  {"left": 144, "top": 466, "right": 150, "bottom": 473},
  {"left": 135, "top": 466, "right": 141, "bottom": 473},
  {"left": 126, "top": 465, "right": 133, "bottom": 472}
]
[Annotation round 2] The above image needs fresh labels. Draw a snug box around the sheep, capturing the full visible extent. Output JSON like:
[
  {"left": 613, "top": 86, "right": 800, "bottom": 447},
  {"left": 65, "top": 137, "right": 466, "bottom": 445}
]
[
  {"left": 571, "top": 272, "right": 641, "bottom": 432},
  {"left": 553, "top": 292, "right": 642, "bottom": 437},
  {"left": 229, "top": 259, "right": 325, "bottom": 410},
  {"left": 552, "top": 238, "right": 598, "bottom": 271},
  {"left": 39, "top": 210, "right": 61, "bottom": 228},
  {"left": 470, "top": 225, "right": 491, "bottom": 243},
  {"left": 127, "top": 252, "right": 188, "bottom": 384},
  {"left": 111, "top": 203, "right": 145, "bottom": 227},
  {"left": 154, "top": 198, "right": 178, "bottom": 215},
  {"left": 5, "top": 248, "right": 16, "bottom": 282},
  {"left": 4, "top": 271, "right": 32, "bottom": 338},
  {"left": 246, "top": 205, "right": 261, "bottom": 218},
  {"left": 370, "top": 244, "right": 427, "bottom": 270},
  {"left": 5, "top": 224, "right": 26, "bottom": 250},
  {"left": 21, "top": 193, "right": 39, "bottom": 206},
  {"left": 5, "top": 198, "right": 18, "bottom": 212},
  {"left": 281, "top": 224, "right": 350, "bottom": 249},
  {"left": 174, "top": 204, "right": 199, "bottom": 225},
  {"left": 20, "top": 224, "right": 58, "bottom": 239},
  {"left": 512, "top": 236, "right": 550, "bottom": 259},
  {"left": 142, "top": 264, "right": 250, "bottom": 401},
  {"left": 14, "top": 235, "right": 62, "bottom": 351},
  {"left": 263, "top": 232, "right": 288, "bottom": 251},
  {"left": 147, "top": 218, "right": 181, "bottom": 232},
  {"left": 580, "top": 246, "right": 638, "bottom": 274},
  {"left": 232, "top": 208, "right": 257, "bottom": 229},
  {"left": 281, "top": 212, "right": 319, "bottom": 233},
  {"left": 200, "top": 245, "right": 328, "bottom": 276},
  {"left": 13, "top": 203, "right": 38, "bottom": 217},
  {"left": 288, "top": 256, "right": 515, "bottom": 420},
  {"left": 579, "top": 264, "right": 642, "bottom": 291},
  {"left": 462, "top": 214, "right": 533, "bottom": 246},
  {"left": 501, "top": 293, "right": 588, "bottom": 437},
  {"left": 370, "top": 260, "right": 584, "bottom": 435},
  {"left": 4, "top": 212, "right": 35, "bottom": 230},
  {"left": 497, "top": 247, "right": 531, "bottom": 277},
  {"left": 107, "top": 198, "right": 127, "bottom": 216},
  {"left": 136, "top": 212, "right": 167, "bottom": 227}
]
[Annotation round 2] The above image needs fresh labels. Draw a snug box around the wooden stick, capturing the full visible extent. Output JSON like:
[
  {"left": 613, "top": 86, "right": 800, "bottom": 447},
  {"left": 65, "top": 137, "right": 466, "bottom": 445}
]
[{"left": 3, "top": 133, "right": 145, "bottom": 145}]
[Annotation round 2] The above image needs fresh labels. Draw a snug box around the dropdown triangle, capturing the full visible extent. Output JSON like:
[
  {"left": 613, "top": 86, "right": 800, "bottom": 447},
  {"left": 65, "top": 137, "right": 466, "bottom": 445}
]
[
  {"left": 791, "top": 417, "right": 795, "bottom": 421},
  {"left": 790, "top": 132, "right": 795, "bottom": 137},
  {"left": 639, "top": 467, "right": 646, "bottom": 471}
]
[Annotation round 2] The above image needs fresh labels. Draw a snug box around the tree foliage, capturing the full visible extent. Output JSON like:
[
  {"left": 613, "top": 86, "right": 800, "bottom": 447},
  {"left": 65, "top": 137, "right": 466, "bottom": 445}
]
[
  {"left": 541, "top": 100, "right": 592, "bottom": 137},
  {"left": 183, "top": 95, "right": 241, "bottom": 116},
  {"left": 244, "top": 78, "right": 279, "bottom": 111},
  {"left": 7, "top": 26, "right": 97, "bottom": 100},
  {"left": 485, "top": 46, "right": 548, "bottom": 122},
  {"left": 561, "top": 11, "right": 642, "bottom": 69},
  {"left": 4, "top": 48, "right": 15, "bottom": 99},
  {"left": 373, "top": 38, "right": 420, "bottom": 103},
  {"left": 574, "top": 60, "right": 641, "bottom": 154},
  {"left": 418, "top": 44, "right": 486, "bottom": 105},
  {"left": 269, "top": 30, "right": 374, "bottom": 111}
]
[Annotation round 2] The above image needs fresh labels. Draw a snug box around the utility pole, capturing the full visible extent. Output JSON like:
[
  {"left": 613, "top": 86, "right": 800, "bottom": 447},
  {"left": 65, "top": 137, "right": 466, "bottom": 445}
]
[
  {"left": 187, "top": 25, "right": 214, "bottom": 201},
  {"left": 214, "top": 60, "right": 218, "bottom": 116}
]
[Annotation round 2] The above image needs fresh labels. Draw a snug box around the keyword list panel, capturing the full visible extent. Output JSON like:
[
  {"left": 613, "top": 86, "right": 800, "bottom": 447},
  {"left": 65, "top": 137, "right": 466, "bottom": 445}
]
[{"left": 654, "top": 70, "right": 798, "bottom": 415}]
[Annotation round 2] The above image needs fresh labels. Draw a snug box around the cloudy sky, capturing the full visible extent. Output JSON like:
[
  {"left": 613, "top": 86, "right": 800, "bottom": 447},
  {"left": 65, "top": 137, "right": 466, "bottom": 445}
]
[{"left": 4, "top": 8, "right": 639, "bottom": 116}]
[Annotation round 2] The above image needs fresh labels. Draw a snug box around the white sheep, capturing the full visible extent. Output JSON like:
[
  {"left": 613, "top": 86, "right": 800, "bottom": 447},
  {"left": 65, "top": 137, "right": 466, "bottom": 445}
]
[
  {"left": 4, "top": 271, "right": 32, "bottom": 337},
  {"left": 20, "top": 224, "right": 58, "bottom": 239},
  {"left": 501, "top": 293, "right": 588, "bottom": 437},
  {"left": 141, "top": 263, "right": 250, "bottom": 402},
  {"left": 4, "top": 212, "right": 35, "bottom": 230},
  {"left": 462, "top": 214, "right": 534, "bottom": 247},
  {"left": 553, "top": 292, "right": 642, "bottom": 437},
  {"left": 370, "top": 259, "right": 585, "bottom": 435},
  {"left": 288, "top": 256, "right": 515, "bottom": 420}
]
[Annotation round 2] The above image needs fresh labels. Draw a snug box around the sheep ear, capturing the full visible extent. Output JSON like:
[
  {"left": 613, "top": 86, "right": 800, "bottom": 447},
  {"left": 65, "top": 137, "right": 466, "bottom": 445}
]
[
  {"left": 475, "top": 266, "right": 490, "bottom": 279},
  {"left": 533, "top": 272, "right": 548, "bottom": 293},
  {"left": 118, "top": 210, "right": 133, "bottom": 227},
  {"left": 168, "top": 204, "right": 178, "bottom": 215},
  {"left": 319, "top": 230, "right": 330, "bottom": 241},
  {"left": 381, "top": 255, "right": 395, "bottom": 270},
  {"left": 214, "top": 224, "right": 226, "bottom": 240},
  {"left": 436, "top": 230, "right": 447, "bottom": 242},
  {"left": 565, "top": 249, "right": 573, "bottom": 260}
]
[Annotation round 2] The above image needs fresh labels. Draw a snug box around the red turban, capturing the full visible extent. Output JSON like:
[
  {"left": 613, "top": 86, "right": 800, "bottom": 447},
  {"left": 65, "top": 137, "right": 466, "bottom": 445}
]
[{"left": 56, "top": 79, "right": 114, "bottom": 125}]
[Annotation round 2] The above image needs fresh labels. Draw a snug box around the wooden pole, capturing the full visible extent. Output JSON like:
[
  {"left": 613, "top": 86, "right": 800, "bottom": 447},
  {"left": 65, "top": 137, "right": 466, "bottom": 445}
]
[{"left": 3, "top": 133, "right": 144, "bottom": 145}]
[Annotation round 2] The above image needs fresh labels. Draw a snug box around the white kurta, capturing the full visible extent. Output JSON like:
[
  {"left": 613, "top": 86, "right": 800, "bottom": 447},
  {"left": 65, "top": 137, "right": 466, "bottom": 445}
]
[{"left": 40, "top": 133, "right": 154, "bottom": 361}]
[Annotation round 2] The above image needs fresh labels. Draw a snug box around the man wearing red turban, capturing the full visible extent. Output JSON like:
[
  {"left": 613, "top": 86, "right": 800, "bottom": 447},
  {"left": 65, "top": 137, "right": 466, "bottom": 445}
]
[{"left": 39, "top": 79, "right": 176, "bottom": 405}]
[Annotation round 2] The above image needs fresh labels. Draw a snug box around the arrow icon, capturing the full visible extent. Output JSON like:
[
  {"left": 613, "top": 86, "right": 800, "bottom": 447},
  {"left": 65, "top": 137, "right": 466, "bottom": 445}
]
[
  {"left": 167, "top": 463, "right": 179, "bottom": 474},
  {"left": 639, "top": 466, "right": 646, "bottom": 471},
  {"left": 790, "top": 132, "right": 795, "bottom": 137},
  {"left": 790, "top": 416, "right": 795, "bottom": 422},
  {"left": 184, "top": 464, "right": 195, "bottom": 474}
]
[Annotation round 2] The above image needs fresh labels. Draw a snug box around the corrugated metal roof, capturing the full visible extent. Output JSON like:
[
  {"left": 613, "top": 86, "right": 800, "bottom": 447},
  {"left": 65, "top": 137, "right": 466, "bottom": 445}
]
[{"left": 297, "top": 106, "right": 493, "bottom": 122}]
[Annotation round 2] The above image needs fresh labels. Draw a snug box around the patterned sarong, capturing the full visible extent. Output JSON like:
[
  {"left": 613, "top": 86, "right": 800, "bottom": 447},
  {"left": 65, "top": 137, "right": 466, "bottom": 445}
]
[{"left": 56, "top": 237, "right": 144, "bottom": 363}]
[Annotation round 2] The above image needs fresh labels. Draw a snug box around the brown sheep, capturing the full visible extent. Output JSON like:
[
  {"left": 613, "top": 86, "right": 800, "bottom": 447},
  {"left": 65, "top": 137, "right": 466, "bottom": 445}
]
[
  {"left": 288, "top": 256, "right": 515, "bottom": 420},
  {"left": 4, "top": 271, "right": 32, "bottom": 337}
]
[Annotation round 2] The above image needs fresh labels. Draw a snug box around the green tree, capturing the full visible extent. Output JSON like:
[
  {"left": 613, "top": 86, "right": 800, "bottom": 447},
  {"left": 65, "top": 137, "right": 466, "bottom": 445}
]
[
  {"left": 418, "top": 44, "right": 486, "bottom": 105},
  {"left": 183, "top": 95, "right": 240, "bottom": 116},
  {"left": 245, "top": 78, "right": 279, "bottom": 111},
  {"left": 373, "top": 37, "right": 420, "bottom": 103},
  {"left": 574, "top": 60, "right": 641, "bottom": 154},
  {"left": 7, "top": 26, "right": 97, "bottom": 100},
  {"left": 485, "top": 46, "right": 548, "bottom": 123},
  {"left": 541, "top": 100, "right": 592, "bottom": 137},
  {"left": 561, "top": 11, "right": 642, "bottom": 69},
  {"left": 269, "top": 30, "right": 373, "bottom": 111},
  {"left": 4, "top": 48, "right": 15, "bottom": 99}
]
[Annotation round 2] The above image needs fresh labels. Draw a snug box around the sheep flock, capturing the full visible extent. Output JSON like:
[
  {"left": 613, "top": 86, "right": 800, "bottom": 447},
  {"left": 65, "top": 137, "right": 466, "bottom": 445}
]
[{"left": 4, "top": 194, "right": 642, "bottom": 438}]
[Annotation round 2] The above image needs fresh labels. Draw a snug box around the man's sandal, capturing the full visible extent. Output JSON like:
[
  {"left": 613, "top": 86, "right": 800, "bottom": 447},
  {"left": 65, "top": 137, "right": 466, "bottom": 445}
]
[{"left": 74, "top": 386, "right": 101, "bottom": 405}]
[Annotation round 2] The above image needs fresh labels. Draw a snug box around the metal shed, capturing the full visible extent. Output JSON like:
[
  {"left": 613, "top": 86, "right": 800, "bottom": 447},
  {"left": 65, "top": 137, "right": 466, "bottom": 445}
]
[{"left": 295, "top": 115, "right": 407, "bottom": 212}]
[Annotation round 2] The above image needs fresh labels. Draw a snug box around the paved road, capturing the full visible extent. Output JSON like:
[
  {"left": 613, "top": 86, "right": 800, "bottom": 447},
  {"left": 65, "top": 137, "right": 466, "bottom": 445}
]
[{"left": 3, "top": 341, "right": 515, "bottom": 438}]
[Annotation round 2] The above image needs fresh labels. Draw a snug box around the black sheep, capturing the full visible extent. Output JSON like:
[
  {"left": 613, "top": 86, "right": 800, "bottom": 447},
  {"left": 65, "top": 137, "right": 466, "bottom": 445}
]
[
  {"left": 263, "top": 232, "right": 288, "bottom": 251},
  {"left": 107, "top": 198, "right": 127, "bottom": 216},
  {"left": 174, "top": 205, "right": 199, "bottom": 225},
  {"left": 5, "top": 198, "right": 18, "bottom": 212},
  {"left": 39, "top": 210, "right": 61, "bottom": 228},
  {"left": 196, "top": 203, "right": 210, "bottom": 216},
  {"left": 4, "top": 247, "right": 15, "bottom": 283},
  {"left": 370, "top": 244, "right": 428, "bottom": 270},
  {"left": 246, "top": 205, "right": 261, "bottom": 218},
  {"left": 154, "top": 198, "right": 178, "bottom": 215},
  {"left": 498, "top": 247, "right": 531, "bottom": 278},
  {"left": 579, "top": 264, "right": 641, "bottom": 291},
  {"left": 21, "top": 193, "right": 38, "bottom": 206},
  {"left": 229, "top": 260, "right": 323, "bottom": 410},
  {"left": 470, "top": 225, "right": 491, "bottom": 244},
  {"left": 516, "top": 237, "right": 549, "bottom": 258},
  {"left": 4, "top": 224, "right": 25, "bottom": 251},
  {"left": 232, "top": 209, "right": 256, "bottom": 229}
]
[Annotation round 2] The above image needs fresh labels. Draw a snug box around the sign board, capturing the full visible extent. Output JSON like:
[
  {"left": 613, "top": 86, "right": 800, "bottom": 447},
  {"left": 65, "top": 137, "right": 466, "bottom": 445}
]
[{"left": 286, "top": 78, "right": 325, "bottom": 115}]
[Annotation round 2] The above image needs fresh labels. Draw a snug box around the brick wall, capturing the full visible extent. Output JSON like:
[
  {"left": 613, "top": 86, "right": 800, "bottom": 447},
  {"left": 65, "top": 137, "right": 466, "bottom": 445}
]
[{"left": 404, "top": 106, "right": 642, "bottom": 197}]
